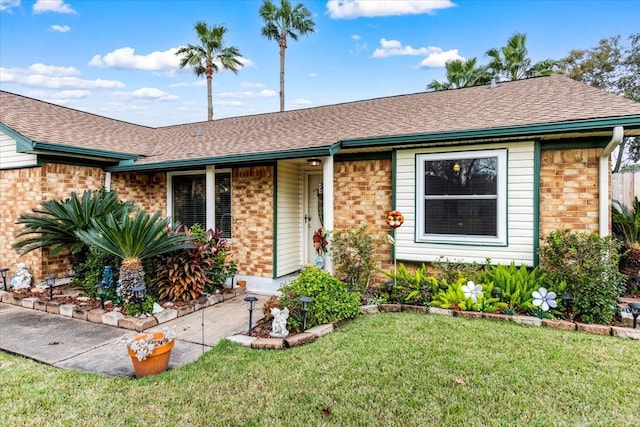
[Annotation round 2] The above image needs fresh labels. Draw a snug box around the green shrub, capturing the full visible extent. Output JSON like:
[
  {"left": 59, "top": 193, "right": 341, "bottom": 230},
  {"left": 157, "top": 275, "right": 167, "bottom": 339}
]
[
  {"left": 380, "top": 263, "right": 437, "bottom": 305},
  {"left": 539, "top": 230, "right": 625, "bottom": 324},
  {"left": 331, "top": 225, "right": 380, "bottom": 293},
  {"left": 430, "top": 275, "right": 505, "bottom": 312},
  {"left": 124, "top": 295, "right": 155, "bottom": 316},
  {"left": 276, "top": 268, "right": 361, "bottom": 331},
  {"left": 71, "top": 246, "right": 121, "bottom": 297},
  {"left": 479, "top": 262, "right": 547, "bottom": 313}
]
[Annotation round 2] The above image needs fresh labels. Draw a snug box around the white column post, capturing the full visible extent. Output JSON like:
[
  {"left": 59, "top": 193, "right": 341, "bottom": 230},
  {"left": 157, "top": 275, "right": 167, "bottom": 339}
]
[
  {"left": 206, "top": 165, "right": 215, "bottom": 231},
  {"left": 323, "top": 155, "right": 334, "bottom": 274}
]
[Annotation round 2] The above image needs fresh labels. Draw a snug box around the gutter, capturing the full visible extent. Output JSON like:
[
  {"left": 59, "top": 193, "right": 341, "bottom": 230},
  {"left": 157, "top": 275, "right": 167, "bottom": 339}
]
[{"left": 599, "top": 126, "right": 624, "bottom": 236}]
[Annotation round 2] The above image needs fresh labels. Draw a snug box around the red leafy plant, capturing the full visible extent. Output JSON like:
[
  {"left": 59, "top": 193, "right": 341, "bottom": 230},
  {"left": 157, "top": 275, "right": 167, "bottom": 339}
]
[{"left": 313, "top": 228, "right": 329, "bottom": 254}]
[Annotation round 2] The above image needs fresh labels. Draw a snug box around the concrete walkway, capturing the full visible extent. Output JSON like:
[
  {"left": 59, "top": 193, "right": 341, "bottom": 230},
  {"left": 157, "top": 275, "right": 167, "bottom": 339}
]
[{"left": 0, "top": 294, "right": 268, "bottom": 378}]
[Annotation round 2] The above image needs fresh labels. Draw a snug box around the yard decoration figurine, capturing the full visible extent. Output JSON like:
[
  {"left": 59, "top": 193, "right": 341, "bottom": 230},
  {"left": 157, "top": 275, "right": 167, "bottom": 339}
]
[
  {"left": 386, "top": 210, "right": 404, "bottom": 289},
  {"left": 270, "top": 307, "right": 290, "bottom": 338},
  {"left": 9, "top": 262, "right": 32, "bottom": 289}
]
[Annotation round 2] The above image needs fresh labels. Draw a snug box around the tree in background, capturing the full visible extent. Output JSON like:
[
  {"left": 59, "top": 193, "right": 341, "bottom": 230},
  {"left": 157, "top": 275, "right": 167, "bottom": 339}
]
[
  {"left": 486, "top": 33, "right": 563, "bottom": 81},
  {"left": 563, "top": 33, "right": 640, "bottom": 170},
  {"left": 426, "top": 58, "right": 491, "bottom": 91},
  {"left": 259, "top": 0, "right": 315, "bottom": 112},
  {"left": 176, "top": 22, "right": 243, "bottom": 121},
  {"left": 428, "top": 33, "right": 561, "bottom": 91}
]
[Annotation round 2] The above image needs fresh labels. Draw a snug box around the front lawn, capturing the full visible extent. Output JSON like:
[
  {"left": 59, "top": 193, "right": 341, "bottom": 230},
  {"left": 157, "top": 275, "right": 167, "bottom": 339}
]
[{"left": 1, "top": 313, "right": 638, "bottom": 426}]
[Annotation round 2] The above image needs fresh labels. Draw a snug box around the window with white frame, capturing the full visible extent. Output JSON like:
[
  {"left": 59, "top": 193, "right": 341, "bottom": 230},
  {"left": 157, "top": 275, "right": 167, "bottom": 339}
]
[
  {"left": 416, "top": 149, "right": 507, "bottom": 245},
  {"left": 170, "top": 170, "right": 232, "bottom": 238}
]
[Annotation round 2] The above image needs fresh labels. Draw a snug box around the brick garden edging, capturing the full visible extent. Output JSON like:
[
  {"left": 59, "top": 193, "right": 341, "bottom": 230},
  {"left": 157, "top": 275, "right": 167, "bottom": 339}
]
[
  {"left": 378, "top": 304, "right": 640, "bottom": 340},
  {"left": 0, "top": 288, "right": 247, "bottom": 332}
]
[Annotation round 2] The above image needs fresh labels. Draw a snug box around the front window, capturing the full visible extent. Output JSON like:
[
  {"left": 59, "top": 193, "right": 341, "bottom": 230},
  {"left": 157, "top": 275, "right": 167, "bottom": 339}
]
[
  {"left": 417, "top": 150, "right": 506, "bottom": 244},
  {"left": 170, "top": 170, "right": 232, "bottom": 238}
]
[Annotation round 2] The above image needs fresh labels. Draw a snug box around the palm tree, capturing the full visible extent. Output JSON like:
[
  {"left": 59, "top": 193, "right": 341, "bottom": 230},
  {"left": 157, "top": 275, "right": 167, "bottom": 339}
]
[
  {"left": 13, "top": 189, "right": 133, "bottom": 263},
  {"left": 259, "top": 0, "right": 315, "bottom": 112},
  {"left": 176, "top": 22, "right": 243, "bottom": 120},
  {"left": 426, "top": 58, "right": 491, "bottom": 91},
  {"left": 486, "top": 33, "right": 563, "bottom": 81},
  {"left": 75, "top": 209, "right": 193, "bottom": 304}
]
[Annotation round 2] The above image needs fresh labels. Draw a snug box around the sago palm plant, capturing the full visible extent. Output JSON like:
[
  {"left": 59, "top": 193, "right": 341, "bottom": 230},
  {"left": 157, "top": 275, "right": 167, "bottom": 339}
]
[
  {"left": 612, "top": 197, "right": 640, "bottom": 272},
  {"left": 75, "top": 209, "right": 193, "bottom": 304},
  {"left": 13, "top": 189, "right": 133, "bottom": 263}
]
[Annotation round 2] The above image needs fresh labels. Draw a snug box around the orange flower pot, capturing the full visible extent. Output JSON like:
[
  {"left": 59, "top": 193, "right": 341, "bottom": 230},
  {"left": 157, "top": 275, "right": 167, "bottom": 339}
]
[{"left": 127, "top": 332, "right": 175, "bottom": 378}]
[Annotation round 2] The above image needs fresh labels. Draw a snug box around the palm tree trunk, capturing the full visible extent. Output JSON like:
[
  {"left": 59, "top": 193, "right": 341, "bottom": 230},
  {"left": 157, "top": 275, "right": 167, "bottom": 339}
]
[
  {"left": 207, "top": 71, "right": 214, "bottom": 121},
  {"left": 120, "top": 257, "right": 145, "bottom": 304},
  {"left": 279, "top": 36, "right": 286, "bottom": 112}
]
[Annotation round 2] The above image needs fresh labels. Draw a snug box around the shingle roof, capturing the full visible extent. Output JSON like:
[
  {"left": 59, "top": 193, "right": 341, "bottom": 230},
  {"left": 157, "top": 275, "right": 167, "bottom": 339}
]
[{"left": 2, "top": 75, "right": 640, "bottom": 167}]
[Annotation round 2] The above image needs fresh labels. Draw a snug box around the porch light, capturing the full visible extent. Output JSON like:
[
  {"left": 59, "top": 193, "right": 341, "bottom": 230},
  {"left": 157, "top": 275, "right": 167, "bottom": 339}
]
[
  {"left": 452, "top": 162, "right": 461, "bottom": 172},
  {"left": 0, "top": 268, "right": 8, "bottom": 291},
  {"left": 244, "top": 296, "right": 258, "bottom": 334},
  {"left": 95, "top": 282, "right": 106, "bottom": 309},
  {"left": 629, "top": 302, "right": 640, "bottom": 329},
  {"left": 299, "top": 296, "right": 314, "bottom": 332},
  {"left": 45, "top": 274, "right": 56, "bottom": 300},
  {"left": 307, "top": 158, "right": 322, "bottom": 167}
]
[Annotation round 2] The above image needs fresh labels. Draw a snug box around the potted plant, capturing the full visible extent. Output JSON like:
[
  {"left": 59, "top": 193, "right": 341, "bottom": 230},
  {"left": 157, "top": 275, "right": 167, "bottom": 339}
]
[{"left": 119, "top": 327, "right": 177, "bottom": 378}]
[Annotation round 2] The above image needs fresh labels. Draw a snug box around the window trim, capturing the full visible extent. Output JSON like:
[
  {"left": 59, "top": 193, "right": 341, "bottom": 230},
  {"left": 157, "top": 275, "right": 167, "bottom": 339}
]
[
  {"left": 166, "top": 168, "right": 232, "bottom": 238},
  {"left": 416, "top": 149, "right": 507, "bottom": 245}
]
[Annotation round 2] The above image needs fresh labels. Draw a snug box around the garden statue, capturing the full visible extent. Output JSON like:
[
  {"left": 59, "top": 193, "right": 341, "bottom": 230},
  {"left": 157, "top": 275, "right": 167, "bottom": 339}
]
[
  {"left": 270, "top": 307, "right": 290, "bottom": 338},
  {"left": 9, "top": 263, "right": 32, "bottom": 289}
]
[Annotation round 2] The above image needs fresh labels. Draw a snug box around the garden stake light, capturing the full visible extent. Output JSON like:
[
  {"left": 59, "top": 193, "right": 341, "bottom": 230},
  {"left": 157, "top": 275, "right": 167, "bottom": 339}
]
[
  {"left": 244, "top": 296, "right": 258, "bottom": 334},
  {"left": 95, "top": 282, "right": 106, "bottom": 309},
  {"left": 385, "top": 281, "right": 394, "bottom": 299},
  {"left": 629, "top": 302, "right": 640, "bottom": 329},
  {"left": 133, "top": 284, "right": 146, "bottom": 314},
  {"left": 45, "top": 274, "right": 56, "bottom": 300},
  {"left": 491, "top": 288, "right": 502, "bottom": 299},
  {"left": 0, "top": 268, "right": 8, "bottom": 291},
  {"left": 560, "top": 293, "right": 573, "bottom": 319},
  {"left": 299, "top": 296, "right": 313, "bottom": 332}
]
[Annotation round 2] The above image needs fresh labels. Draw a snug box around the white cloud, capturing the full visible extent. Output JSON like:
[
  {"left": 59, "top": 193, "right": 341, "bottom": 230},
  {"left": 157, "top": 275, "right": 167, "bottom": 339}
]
[
  {"left": 89, "top": 47, "right": 181, "bottom": 73},
  {"left": 326, "top": 0, "right": 455, "bottom": 19},
  {"left": 351, "top": 34, "right": 361, "bottom": 41},
  {"left": 168, "top": 80, "right": 207, "bottom": 88},
  {"left": 33, "top": 0, "right": 76, "bottom": 14},
  {"left": 240, "top": 82, "right": 265, "bottom": 88},
  {"left": 372, "top": 38, "right": 439, "bottom": 58},
  {"left": 90, "top": 46, "right": 253, "bottom": 77},
  {"left": 419, "top": 49, "right": 464, "bottom": 68},
  {"left": 0, "top": 65, "right": 124, "bottom": 89},
  {"left": 0, "top": 0, "right": 21, "bottom": 13},
  {"left": 28, "top": 63, "right": 80, "bottom": 76},
  {"left": 215, "top": 100, "right": 243, "bottom": 106},
  {"left": 293, "top": 98, "right": 313, "bottom": 105},
  {"left": 308, "top": 73, "right": 317, "bottom": 78},
  {"left": 50, "top": 24, "right": 70, "bottom": 32},
  {"left": 115, "top": 87, "right": 178, "bottom": 101},
  {"left": 218, "top": 89, "right": 277, "bottom": 99}
]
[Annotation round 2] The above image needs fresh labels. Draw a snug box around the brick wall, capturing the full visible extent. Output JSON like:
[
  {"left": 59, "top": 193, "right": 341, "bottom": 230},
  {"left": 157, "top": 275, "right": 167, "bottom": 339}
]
[
  {"left": 0, "top": 163, "right": 105, "bottom": 282},
  {"left": 110, "top": 172, "right": 166, "bottom": 215},
  {"left": 539, "top": 148, "right": 602, "bottom": 237},
  {"left": 333, "top": 158, "right": 394, "bottom": 278},
  {"left": 231, "top": 166, "right": 274, "bottom": 277}
]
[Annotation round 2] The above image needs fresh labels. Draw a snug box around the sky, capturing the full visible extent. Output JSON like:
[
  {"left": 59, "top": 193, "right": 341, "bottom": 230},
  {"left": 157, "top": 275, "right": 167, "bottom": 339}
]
[{"left": 0, "top": 0, "right": 639, "bottom": 127}]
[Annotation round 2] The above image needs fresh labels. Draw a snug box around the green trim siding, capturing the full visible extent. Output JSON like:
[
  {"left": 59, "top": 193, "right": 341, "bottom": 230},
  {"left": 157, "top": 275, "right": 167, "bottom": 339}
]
[
  {"left": 334, "top": 152, "right": 391, "bottom": 162},
  {"left": 540, "top": 138, "right": 608, "bottom": 150},
  {"left": 107, "top": 147, "right": 336, "bottom": 172},
  {"left": 0, "top": 123, "right": 32, "bottom": 152},
  {"left": 341, "top": 116, "right": 640, "bottom": 148},
  {"left": 533, "top": 140, "right": 541, "bottom": 266}
]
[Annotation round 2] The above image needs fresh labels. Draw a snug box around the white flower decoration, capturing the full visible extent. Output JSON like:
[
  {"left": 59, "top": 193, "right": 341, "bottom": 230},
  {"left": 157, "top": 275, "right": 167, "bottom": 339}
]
[
  {"left": 462, "top": 281, "right": 483, "bottom": 303},
  {"left": 532, "top": 287, "right": 557, "bottom": 312}
]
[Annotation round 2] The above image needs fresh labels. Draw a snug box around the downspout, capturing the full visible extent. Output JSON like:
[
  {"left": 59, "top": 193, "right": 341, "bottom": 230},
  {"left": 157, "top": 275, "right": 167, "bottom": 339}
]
[
  {"left": 104, "top": 171, "right": 111, "bottom": 192},
  {"left": 599, "top": 126, "right": 624, "bottom": 236}
]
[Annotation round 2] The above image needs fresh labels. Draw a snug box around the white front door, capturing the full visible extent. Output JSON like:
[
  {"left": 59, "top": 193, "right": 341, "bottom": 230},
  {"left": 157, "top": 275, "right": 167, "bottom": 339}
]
[{"left": 305, "top": 173, "right": 323, "bottom": 265}]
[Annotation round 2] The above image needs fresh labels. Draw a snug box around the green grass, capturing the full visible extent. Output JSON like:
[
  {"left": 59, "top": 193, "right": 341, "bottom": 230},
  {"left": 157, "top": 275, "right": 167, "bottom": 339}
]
[{"left": 1, "top": 313, "right": 638, "bottom": 426}]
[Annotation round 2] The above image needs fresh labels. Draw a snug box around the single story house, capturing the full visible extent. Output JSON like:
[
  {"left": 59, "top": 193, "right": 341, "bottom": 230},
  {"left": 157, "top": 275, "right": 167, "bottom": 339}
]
[{"left": 2, "top": 75, "right": 640, "bottom": 292}]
